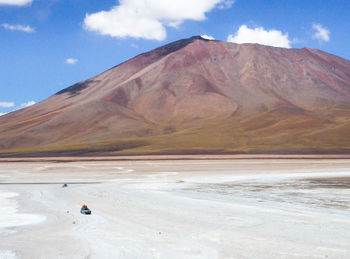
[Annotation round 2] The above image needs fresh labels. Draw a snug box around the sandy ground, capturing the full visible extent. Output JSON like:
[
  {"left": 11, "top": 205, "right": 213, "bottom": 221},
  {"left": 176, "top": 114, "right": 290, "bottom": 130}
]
[{"left": 0, "top": 159, "right": 350, "bottom": 258}]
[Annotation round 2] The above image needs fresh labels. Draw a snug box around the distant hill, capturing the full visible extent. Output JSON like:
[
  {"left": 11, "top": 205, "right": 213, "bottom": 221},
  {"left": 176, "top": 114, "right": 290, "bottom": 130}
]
[{"left": 1, "top": 36, "right": 350, "bottom": 156}]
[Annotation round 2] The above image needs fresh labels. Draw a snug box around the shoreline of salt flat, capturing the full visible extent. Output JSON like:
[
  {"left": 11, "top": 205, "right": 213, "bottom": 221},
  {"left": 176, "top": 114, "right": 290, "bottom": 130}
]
[{"left": 1, "top": 154, "right": 350, "bottom": 163}]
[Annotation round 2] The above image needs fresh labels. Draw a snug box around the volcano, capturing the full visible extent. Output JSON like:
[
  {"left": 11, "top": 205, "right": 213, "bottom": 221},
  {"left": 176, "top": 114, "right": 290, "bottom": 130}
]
[{"left": 1, "top": 36, "right": 350, "bottom": 156}]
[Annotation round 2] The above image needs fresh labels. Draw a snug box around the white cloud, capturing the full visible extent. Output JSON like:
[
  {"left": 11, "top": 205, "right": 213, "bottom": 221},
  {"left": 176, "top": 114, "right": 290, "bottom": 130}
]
[
  {"left": 84, "top": 0, "right": 234, "bottom": 41},
  {"left": 2, "top": 23, "right": 35, "bottom": 33},
  {"left": 0, "top": 0, "right": 32, "bottom": 6},
  {"left": 0, "top": 102, "right": 14, "bottom": 108},
  {"left": 21, "top": 100, "right": 35, "bottom": 108},
  {"left": 217, "top": 0, "right": 234, "bottom": 9},
  {"left": 227, "top": 25, "right": 291, "bottom": 48},
  {"left": 201, "top": 34, "right": 215, "bottom": 40},
  {"left": 0, "top": 112, "right": 7, "bottom": 117},
  {"left": 65, "top": 58, "right": 78, "bottom": 64},
  {"left": 312, "top": 23, "right": 330, "bottom": 42}
]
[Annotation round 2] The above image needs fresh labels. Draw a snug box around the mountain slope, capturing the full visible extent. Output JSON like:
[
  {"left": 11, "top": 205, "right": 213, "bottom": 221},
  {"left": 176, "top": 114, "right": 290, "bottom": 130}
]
[{"left": 1, "top": 36, "right": 350, "bottom": 155}]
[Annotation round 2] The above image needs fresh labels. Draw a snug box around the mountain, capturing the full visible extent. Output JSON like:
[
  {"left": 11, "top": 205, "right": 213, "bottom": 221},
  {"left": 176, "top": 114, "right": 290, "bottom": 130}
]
[{"left": 1, "top": 36, "right": 350, "bottom": 156}]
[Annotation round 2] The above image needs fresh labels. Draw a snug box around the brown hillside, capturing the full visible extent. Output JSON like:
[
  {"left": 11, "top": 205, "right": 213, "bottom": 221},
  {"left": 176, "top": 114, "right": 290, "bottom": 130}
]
[{"left": 1, "top": 36, "right": 350, "bottom": 156}]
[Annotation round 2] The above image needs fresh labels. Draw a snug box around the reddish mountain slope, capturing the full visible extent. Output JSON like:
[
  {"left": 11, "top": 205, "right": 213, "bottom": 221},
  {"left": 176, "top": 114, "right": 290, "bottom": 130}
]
[{"left": 1, "top": 36, "right": 350, "bottom": 155}]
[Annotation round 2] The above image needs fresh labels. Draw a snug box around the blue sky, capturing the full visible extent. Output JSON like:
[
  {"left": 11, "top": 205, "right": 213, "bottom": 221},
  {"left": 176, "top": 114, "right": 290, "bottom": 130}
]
[{"left": 0, "top": 0, "right": 349, "bottom": 115}]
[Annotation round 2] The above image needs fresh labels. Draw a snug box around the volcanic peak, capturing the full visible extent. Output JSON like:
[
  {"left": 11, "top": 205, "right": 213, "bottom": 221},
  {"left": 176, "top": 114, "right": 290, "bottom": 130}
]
[
  {"left": 144, "top": 35, "right": 211, "bottom": 58},
  {"left": 55, "top": 36, "right": 210, "bottom": 97},
  {"left": 1, "top": 36, "right": 350, "bottom": 155}
]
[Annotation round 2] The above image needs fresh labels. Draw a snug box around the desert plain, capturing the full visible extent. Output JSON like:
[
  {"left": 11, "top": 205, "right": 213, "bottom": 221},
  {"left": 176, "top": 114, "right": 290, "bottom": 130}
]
[{"left": 0, "top": 156, "right": 350, "bottom": 258}]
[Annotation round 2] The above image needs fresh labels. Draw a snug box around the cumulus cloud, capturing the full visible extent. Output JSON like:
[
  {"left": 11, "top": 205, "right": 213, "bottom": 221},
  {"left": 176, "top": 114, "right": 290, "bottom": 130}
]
[
  {"left": 201, "top": 34, "right": 215, "bottom": 40},
  {"left": 0, "top": 0, "right": 32, "bottom": 6},
  {"left": 227, "top": 25, "right": 291, "bottom": 48},
  {"left": 84, "top": 0, "right": 234, "bottom": 41},
  {"left": 0, "top": 112, "right": 7, "bottom": 116},
  {"left": 21, "top": 100, "right": 35, "bottom": 108},
  {"left": 0, "top": 102, "right": 14, "bottom": 108},
  {"left": 312, "top": 23, "right": 330, "bottom": 42},
  {"left": 2, "top": 23, "right": 35, "bottom": 33},
  {"left": 65, "top": 58, "right": 78, "bottom": 64}
]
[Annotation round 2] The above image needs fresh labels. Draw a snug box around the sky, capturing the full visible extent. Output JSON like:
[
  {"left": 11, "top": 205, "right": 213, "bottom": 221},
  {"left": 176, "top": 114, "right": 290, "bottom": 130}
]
[{"left": 0, "top": 0, "right": 349, "bottom": 116}]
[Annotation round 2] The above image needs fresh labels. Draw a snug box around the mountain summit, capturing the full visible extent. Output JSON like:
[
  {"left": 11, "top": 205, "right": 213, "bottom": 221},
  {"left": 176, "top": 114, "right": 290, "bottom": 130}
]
[{"left": 1, "top": 36, "right": 350, "bottom": 155}]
